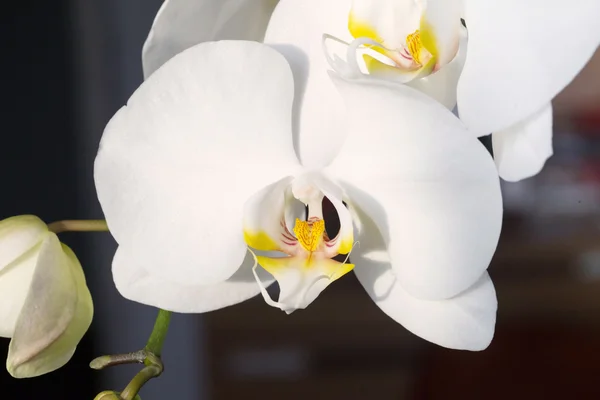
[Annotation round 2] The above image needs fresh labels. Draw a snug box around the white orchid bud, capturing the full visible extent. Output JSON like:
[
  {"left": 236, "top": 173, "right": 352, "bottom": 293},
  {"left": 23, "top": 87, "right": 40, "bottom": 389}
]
[{"left": 0, "top": 215, "right": 93, "bottom": 378}]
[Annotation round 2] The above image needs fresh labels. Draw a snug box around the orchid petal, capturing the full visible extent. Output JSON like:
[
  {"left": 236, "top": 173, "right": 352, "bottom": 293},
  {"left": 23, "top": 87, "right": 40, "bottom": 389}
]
[
  {"left": 310, "top": 175, "right": 354, "bottom": 256},
  {"left": 0, "top": 244, "right": 38, "bottom": 338},
  {"left": 360, "top": 268, "right": 497, "bottom": 351},
  {"left": 143, "top": 0, "right": 280, "bottom": 77},
  {"left": 420, "top": 0, "right": 462, "bottom": 67},
  {"left": 264, "top": 0, "right": 353, "bottom": 168},
  {"left": 7, "top": 234, "right": 93, "bottom": 378},
  {"left": 493, "top": 104, "right": 553, "bottom": 182},
  {"left": 113, "top": 247, "right": 274, "bottom": 313},
  {"left": 356, "top": 265, "right": 496, "bottom": 350},
  {"left": 327, "top": 74, "right": 502, "bottom": 300},
  {"left": 0, "top": 215, "right": 47, "bottom": 272},
  {"left": 352, "top": 204, "right": 496, "bottom": 350},
  {"left": 243, "top": 177, "right": 297, "bottom": 253},
  {"left": 407, "top": 26, "right": 467, "bottom": 110},
  {"left": 458, "top": 0, "right": 600, "bottom": 135},
  {"left": 95, "top": 41, "right": 299, "bottom": 293},
  {"left": 349, "top": 0, "right": 421, "bottom": 49}
]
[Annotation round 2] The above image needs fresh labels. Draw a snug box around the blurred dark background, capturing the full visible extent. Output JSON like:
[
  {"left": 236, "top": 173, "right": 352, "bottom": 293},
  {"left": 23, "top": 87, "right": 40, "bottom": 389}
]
[
  {"left": 2, "top": 1, "right": 600, "bottom": 399},
  {"left": 1, "top": 1, "right": 203, "bottom": 399},
  {"left": 0, "top": 0, "right": 93, "bottom": 397}
]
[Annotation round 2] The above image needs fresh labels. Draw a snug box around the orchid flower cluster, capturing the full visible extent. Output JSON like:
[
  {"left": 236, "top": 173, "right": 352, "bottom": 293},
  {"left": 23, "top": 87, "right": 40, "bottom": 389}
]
[{"left": 1, "top": 0, "right": 599, "bottom": 397}]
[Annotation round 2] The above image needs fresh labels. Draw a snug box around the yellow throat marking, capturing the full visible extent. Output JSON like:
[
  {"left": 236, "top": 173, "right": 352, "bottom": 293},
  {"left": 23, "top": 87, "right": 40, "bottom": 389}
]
[
  {"left": 293, "top": 218, "right": 325, "bottom": 253},
  {"left": 406, "top": 29, "right": 424, "bottom": 65}
]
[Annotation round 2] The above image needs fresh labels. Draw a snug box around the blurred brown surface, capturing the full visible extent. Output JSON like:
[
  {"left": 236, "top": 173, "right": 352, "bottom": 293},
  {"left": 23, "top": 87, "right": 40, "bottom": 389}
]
[
  {"left": 554, "top": 50, "right": 600, "bottom": 116},
  {"left": 206, "top": 275, "right": 421, "bottom": 400},
  {"left": 416, "top": 326, "right": 600, "bottom": 400}
]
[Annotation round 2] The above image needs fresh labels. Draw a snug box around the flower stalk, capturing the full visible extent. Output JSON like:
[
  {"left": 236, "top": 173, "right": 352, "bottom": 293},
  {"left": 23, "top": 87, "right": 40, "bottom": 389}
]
[
  {"left": 91, "top": 309, "right": 172, "bottom": 400},
  {"left": 144, "top": 309, "right": 171, "bottom": 357},
  {"left": 48, "top": 219, "right": 109, "bottom": 233},
  {"left": 119, "top": 363, "right": 162, "bottom": 400}
]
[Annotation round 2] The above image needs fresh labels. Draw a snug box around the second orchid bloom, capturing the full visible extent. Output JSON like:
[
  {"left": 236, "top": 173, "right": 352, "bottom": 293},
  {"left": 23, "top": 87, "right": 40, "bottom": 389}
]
[{"left": 142, "top": 0, "right": 600, "bottom": 181}]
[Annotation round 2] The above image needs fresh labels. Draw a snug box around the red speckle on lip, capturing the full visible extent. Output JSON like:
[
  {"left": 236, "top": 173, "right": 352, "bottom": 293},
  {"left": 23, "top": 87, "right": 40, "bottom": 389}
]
[
  {"left": 282, "top": 232, "right": 296, "bottom": 241},
  {"left": 399, "top": 48, "right": 413, "bottom": 61}
]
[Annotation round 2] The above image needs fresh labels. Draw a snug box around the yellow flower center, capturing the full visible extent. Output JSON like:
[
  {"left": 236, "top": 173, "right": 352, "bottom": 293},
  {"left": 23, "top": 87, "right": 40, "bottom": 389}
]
[
  {"left": 293, "top": 218, "right": 325, "bottom": 253},
  {"left": 406, "top": 29, "right": 424, "bottom": 65}
]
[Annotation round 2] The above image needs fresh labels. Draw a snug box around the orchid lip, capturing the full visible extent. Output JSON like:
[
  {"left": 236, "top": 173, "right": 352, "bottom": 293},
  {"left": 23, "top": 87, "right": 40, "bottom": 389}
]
[
  {"left": 322, "top": 34, "right": 432, "bottom": 84},
  {"left": 244, "top": 175, "right": 355, "bottom": 313}
]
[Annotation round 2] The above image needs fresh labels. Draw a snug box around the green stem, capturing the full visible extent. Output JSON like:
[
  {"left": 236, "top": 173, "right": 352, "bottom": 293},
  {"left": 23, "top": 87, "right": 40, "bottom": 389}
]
[
  {"left": 91, "top": 309, "right": 172, "bottom": 400},
  {"left": 120, "top": 365, "right": 162, "bottom": 400},
  {"left": 119, "top": 309, "right": 171, "bottom": 399},
  {"left": 144, "top": 309, "right": 171, "bottom": 357},
  {"left": 48, "top": 219, "right": 109, "bottom": 233}
]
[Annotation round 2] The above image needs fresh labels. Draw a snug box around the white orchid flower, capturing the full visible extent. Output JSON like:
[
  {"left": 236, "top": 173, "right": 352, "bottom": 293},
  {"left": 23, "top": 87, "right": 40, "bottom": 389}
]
[
  {"left": 142, "top": 0, "right": 600, "bottom": 181},
  {"left": 0, "top": 215, "right": 93, "bottom": 378},
  {"left": 328, "top": 0, "right": 600, "bottom": 182},
  {"left": 95, "top": 40, "right": 502, "bottom": 350}
]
